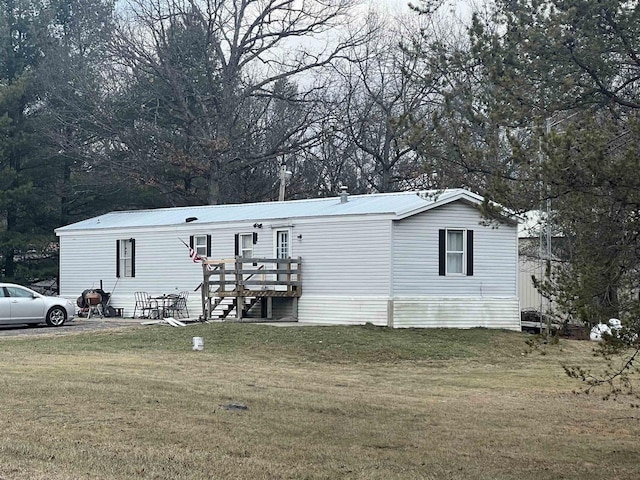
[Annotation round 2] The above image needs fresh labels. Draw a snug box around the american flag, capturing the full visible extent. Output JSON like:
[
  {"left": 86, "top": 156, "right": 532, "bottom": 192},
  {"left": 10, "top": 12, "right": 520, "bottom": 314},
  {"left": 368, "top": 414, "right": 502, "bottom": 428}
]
[
  {"left": 181, "top": 239, "right": 203, "bottom": 263},
  {"left": 189, "top": 247, "right": 202, "bottom": 263}
]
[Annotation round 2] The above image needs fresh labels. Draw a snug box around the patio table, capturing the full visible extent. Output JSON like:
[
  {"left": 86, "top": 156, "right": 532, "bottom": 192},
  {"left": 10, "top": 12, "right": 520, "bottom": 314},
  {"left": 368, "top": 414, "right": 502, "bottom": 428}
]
[{"left": 150, "top": 294, "right": 180, "bottom": 318}]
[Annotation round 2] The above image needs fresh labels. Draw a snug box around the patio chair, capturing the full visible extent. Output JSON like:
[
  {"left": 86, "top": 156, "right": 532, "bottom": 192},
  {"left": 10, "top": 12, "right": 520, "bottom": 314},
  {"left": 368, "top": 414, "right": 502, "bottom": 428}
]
[
  {"left": 166, "top": 291, "right": 189, "bottom": 319},
  {"left": 133, "top": 292, "right": 157, "bottom": 318}
]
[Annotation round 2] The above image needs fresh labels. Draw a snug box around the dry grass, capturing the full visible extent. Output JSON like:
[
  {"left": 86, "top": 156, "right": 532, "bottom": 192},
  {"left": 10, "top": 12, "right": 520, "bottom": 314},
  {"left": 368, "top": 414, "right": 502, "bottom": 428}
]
[{"left": 0, "top": 324, "right": 638, "bottom": 480}]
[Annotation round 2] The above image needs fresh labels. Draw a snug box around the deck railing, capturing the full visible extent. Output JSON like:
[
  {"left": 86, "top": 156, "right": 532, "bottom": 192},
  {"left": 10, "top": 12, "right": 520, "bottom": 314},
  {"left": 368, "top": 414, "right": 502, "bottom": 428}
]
[{"left": 200, "top": 257, "right": 302, "bottom": 320}]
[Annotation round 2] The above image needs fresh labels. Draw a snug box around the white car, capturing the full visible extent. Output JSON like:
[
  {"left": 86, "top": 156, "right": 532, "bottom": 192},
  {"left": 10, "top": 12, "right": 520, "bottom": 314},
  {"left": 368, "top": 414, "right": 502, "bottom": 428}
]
[{"left": 0, "top": 283, "right": 75, "bottom": 327}]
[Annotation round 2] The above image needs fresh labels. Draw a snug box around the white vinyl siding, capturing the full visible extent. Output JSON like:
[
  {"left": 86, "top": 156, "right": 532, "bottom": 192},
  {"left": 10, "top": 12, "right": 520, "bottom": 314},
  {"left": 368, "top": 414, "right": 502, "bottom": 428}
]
[
  {"left": 518, "top": 241, "right": 557, "bottom": 313},
  {"left": 58, "top": 224, "right": 254, "bottom": 316},
  {"left": 293, "top": 218, "right": 391, "bottom": 296},
  {"left": 392, "top": 202, "right": 517, "bottom": 297}
]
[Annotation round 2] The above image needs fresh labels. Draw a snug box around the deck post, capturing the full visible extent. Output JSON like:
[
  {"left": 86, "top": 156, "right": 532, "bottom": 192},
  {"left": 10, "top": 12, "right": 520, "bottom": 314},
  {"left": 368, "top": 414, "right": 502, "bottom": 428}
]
[
  {"left": 236, "top": 257, "right": 243, "bottom": 320},
  {"left": 267, "top": 297, "right": 273, "bottom": 320},
  {"left": 201, "top": 263, "right": 207, "bottom": 320},
  {"left": 220, "top": 263, "right": 226, "bottom": 295}
]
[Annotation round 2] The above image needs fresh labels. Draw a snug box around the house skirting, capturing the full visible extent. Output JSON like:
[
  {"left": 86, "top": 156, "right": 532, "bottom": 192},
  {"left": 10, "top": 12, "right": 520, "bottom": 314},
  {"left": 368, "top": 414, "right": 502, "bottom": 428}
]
[
  {"left": 299, "top": 295, "right": 520, "bottom": 330},
  {"left": 390, "top": 297, "right": 520, "bottom": 330},
  {"left": 298, "top": 296, "right": 388, "bottom": 326}
]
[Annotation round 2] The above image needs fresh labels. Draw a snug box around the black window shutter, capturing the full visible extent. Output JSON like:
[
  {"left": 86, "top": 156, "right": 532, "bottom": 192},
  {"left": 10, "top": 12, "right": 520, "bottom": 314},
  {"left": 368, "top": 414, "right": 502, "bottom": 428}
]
[
  {"left": 206, "top": 235, "right": 211, "bottom": 257},
  {"left": 466, "top": 230, "right": 474, "bottom": 276},
  {"left": 189, "top": 235, "right": 194, "bottom": 249},
  {"left": 251, "top": 233, "right": 258, "bottom": 266},
  {"left": 438, "top": 229, "right": 446, "bottom": 276},
  {"left": 131, "top": 239, "right": 136, "bottom": 278},
  {"left": 234, "top": 234, "right": 239, "bottom": 256},
  {"left": 116, "top": 240, "right": 120, "bottom": 278}
]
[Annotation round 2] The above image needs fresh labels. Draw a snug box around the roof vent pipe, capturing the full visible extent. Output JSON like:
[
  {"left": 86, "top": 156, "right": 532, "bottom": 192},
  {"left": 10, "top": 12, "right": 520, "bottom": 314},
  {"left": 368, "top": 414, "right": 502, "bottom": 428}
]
[{"left": 340, "top": 186, "right": 349, "bottom": 204}]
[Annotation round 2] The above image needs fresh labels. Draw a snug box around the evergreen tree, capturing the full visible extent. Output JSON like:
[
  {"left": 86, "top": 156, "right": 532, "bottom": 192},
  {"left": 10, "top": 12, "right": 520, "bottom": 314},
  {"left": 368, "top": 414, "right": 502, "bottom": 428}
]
[
  {"left": 0, "top": 0, "right": 48, "bottom": 281},
  {"left": 466, "top": 0, "right": 640, "bottom": 324},
  {"left": 0, "top": 0, "right": 119, "bottom": 283}
]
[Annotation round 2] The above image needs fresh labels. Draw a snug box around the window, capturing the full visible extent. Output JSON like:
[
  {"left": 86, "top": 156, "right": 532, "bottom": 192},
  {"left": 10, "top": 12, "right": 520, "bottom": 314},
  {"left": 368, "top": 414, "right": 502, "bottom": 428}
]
[
  {"left": 190, "top": 235, "right": 211, "bottom": 257},
  {"left": 234, "top": 233, "right": 257, "bottom": 264},
  {"left": 447, "top": 230, "right": 465, "bottom": 274},
  {"left": 6, "top": 286, "right": 33, "bottom": 298},
  {"left": 116, "top": 239, "right": 135, "bottom": 278},
  {"left": 239, "top": 233, "right": 254, "bottom": 258},
  {"left": 439, "top": 229, "right": 474, "bottom": 277},
  {"left": 194, "top": 235, "right": 207, "bottom": 256}
]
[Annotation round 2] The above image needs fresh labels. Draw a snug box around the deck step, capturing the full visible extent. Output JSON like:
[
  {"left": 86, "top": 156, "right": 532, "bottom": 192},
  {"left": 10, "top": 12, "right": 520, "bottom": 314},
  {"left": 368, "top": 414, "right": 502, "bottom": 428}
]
[{"left": 210, "top": 296, "right": 257, "bottom": 320}]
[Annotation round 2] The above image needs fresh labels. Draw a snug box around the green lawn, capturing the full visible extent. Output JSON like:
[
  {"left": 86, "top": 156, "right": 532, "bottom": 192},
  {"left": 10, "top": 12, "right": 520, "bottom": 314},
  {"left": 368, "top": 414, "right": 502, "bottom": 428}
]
[{"left": 0, "top": 323, "right": 637, "bottom": 479}]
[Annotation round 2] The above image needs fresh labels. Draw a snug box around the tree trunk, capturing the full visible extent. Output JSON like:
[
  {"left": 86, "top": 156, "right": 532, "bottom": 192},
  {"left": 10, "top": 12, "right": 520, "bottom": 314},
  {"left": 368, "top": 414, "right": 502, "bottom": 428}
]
[
  {"left": 208, "top": 157, "right": 221, "bottom": 205},
  {"left": 3, "top": 208, "right": 16, "bottom": 279}
]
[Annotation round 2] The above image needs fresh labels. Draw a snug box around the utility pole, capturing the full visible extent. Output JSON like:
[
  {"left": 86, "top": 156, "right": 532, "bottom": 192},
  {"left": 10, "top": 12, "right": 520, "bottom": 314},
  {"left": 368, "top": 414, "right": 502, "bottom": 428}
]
[{"left": 278, "top": 159, "right": 292, "bottom": 202}]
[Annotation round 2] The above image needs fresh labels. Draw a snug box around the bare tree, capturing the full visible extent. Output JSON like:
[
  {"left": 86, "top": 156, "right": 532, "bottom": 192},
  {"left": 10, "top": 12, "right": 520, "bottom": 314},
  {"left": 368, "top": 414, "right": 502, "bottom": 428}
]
[
  {"left": 288, "top": 96, "right": 364, "bottom": 197},
  {"left": 331, "top": 16, "right": 442, "bottom": 193},
  {"left": 110, "top": 0, "right": 373, "bottom": 205}
]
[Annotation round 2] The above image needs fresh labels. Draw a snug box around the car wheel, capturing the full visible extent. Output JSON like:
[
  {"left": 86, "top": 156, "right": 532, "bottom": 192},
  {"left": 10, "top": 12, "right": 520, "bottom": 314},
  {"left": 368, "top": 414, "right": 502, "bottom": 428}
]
[{"left": 46, "top": 306, "right": 67, "bottom": 327}]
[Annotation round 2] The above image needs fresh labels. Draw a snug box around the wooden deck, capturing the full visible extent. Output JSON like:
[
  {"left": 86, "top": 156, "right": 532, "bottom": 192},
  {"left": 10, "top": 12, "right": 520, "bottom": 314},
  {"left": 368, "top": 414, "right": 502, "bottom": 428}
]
[{"left": 200, "top": 257, "right": 301, "bottom": 321}]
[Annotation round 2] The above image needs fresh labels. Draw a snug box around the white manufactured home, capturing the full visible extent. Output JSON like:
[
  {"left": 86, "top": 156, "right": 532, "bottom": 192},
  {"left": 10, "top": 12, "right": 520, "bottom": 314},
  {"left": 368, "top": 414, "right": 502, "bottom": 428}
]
[{"left": 55, "top": 189, "right": 521, "bottom": 329}]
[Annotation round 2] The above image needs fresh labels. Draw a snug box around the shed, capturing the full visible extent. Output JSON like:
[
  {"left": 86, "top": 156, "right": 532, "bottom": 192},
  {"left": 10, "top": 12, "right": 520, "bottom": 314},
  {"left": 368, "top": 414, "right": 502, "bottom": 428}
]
[{"left": 55, "top": 189, "right": 520, "bottom": 329}]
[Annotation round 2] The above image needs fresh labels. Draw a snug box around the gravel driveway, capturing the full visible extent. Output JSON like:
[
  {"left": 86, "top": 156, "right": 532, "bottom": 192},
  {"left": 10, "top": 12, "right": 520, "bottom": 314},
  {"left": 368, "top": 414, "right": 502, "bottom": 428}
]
[{"left": 0, "top": 317, "right": 143, "bottom": 337}]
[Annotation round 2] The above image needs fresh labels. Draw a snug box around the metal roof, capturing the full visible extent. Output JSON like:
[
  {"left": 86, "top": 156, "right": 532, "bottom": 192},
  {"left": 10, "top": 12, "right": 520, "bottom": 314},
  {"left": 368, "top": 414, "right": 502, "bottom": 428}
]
[{"left": 56, "top": 189, "right": 484, "bottom": 233}]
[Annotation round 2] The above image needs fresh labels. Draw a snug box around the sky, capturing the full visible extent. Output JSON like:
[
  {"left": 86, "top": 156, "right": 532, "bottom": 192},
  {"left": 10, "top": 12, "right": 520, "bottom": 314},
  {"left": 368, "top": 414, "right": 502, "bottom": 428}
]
[
  {"left": 377, "top": 0, "right": 413, "bottom": 12},
  {"left": 373, "top": 0, "right": 475, "bottom": 21}
]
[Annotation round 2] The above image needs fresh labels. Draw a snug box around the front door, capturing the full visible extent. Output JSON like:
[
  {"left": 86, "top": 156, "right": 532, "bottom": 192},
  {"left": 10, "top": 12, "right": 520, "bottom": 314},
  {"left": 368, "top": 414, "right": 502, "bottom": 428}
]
[{"left": 274, "top": 229, "right": 291, "bottom": 287}]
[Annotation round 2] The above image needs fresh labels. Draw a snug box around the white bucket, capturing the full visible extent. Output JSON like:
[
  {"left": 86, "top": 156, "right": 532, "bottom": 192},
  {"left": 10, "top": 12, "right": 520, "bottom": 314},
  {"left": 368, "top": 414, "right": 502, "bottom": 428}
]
[{"left": 192, "top": 336, "right": 204, "bottom": 351}]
